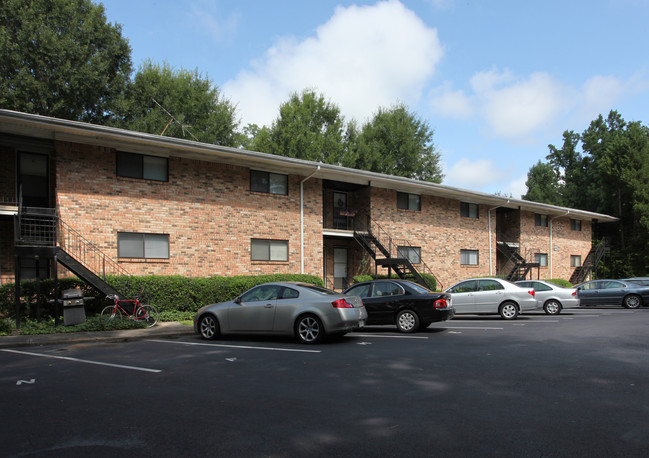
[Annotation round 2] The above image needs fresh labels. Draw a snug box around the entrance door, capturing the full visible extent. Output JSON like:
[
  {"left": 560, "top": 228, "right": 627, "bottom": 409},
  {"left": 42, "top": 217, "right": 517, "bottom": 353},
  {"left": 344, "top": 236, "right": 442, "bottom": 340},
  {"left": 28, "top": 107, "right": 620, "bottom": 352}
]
[
  {"left": 18, "top": 152, "right": 49, "bottom": 207},
  {"left": 333, "top": 247, "right": 348, "bottom": 290},
  {"left": 333, "top": 191, "right": 348, "bottom": 229}
]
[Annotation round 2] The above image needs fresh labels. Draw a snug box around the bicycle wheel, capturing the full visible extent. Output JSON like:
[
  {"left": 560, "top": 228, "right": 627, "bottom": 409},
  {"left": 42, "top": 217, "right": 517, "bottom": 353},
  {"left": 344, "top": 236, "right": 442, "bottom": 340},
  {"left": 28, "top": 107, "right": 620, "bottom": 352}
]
[
  {"left": 100, "top": 305, "right": 123, "bottom": 327},
  {"left": 136, "top": 304, "right": 158, "bottom": 327}
]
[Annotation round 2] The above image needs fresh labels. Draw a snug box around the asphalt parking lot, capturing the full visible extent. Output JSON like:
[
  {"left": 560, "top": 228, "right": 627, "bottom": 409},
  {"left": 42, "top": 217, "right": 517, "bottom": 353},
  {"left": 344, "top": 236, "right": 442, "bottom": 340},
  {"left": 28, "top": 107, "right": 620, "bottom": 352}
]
[{"left": 2, "top": 307, "right": 649, "bottom": 457}]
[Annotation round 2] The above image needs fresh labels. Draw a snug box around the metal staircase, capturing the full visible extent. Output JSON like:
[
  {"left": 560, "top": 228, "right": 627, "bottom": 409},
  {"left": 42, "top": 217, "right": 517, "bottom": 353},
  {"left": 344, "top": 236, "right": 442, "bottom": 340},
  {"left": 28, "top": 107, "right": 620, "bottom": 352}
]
[
  {"left": 353, "top": 216, "right": 441, "bottom": 289},
  {"left": 497, "top": 241, "right": 539, "bottom": 281},
  {"left": 15, "top": 206, "right": 137, "bottom": 299},
  {"left": 569, "top": 238, "right": 610, "bottom": 284}
]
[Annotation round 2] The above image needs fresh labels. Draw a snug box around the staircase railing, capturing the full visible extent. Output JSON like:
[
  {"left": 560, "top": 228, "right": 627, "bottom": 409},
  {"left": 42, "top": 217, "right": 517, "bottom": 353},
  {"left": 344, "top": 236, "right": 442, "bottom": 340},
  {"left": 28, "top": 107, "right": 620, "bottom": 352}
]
[
  {"left": 354, "top": 216, "right": 443, "bottom": 290},
  {"left": 570, "top": 238, "right": 610, "bottom": 284}
]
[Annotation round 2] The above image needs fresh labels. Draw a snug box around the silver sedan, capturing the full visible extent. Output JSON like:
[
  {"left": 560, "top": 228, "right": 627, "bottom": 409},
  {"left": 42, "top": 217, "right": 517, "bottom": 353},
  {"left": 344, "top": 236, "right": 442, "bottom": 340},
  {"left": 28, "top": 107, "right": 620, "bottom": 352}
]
[
  {"left": 194, "top": 282, "right": 367, "bottom": 344},
  {"left": 515, "top": 280, "right": 580, "bottom": 315},
  {"left": 445, "top": 277, "right": 537, "bottom": 320}
]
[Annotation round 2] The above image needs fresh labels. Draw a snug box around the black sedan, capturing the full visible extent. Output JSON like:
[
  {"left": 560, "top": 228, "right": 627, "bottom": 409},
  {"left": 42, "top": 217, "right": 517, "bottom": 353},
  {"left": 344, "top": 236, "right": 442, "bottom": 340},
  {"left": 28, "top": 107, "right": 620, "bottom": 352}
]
[
  {"left": 343, "top": 279, "right": 454, "bottom": 333},
  {"left": 575, "top": 279, "right": 649, "bottom": 308}
]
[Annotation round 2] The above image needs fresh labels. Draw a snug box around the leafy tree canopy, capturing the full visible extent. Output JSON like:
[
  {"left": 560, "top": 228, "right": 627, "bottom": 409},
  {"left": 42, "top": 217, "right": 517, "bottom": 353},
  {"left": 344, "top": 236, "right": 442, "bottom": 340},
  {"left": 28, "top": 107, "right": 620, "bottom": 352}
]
[
  {"left": 0, "top": 0, "right": 132, "bottom": 123},
  {"left": 354, "top": 103, "right": 443, "bottom": 182},
  {"left": 109, "top": 61, "right": 239, "bottom": 146}
]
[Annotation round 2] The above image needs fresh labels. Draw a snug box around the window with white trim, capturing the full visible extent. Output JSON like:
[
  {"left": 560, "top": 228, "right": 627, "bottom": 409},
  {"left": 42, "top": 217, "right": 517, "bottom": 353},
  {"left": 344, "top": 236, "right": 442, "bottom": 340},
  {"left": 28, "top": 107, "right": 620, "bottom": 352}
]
[
  {"left": 570, "top": 255, "right": 582, "bottom": 267},
  {"left": 251, "top": 239, "right": 289, "bottom": 261},
  {"left": 117, "top": 151, "right": 168, "bottom": 181},
  {"left": 571, "top": 219, "right": 582, "bottom": 231},
  {"left": 460, "top": 249, "right": 479, "bottom": 265},
  {"left": 461, "top": 202, "right": 479, "bottom": 218},
  {"left": 397, "top": 246, "right": 421, "bottom": 264},
  {"left": 535, "top": 253, "right": 548, "bottom": 267},
  {"left": 535, "top": 214, "right": 548, "bottom": 227},
  {"left": 118, "top": 233, "right": 169, "bottom": 259},
  {"left": 397, "top": 192, "right": 421, "bottom": 211},
  {"left": 250, "top": 170, "right": 288, "bottom": 195}
]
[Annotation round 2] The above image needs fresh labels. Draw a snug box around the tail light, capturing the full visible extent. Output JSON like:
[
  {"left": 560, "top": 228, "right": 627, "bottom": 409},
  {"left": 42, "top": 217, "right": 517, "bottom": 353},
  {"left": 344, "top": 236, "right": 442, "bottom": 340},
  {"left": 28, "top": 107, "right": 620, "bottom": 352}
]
[
  {"left": 572, "top": 290, "right": 577, "bottom": 296},
  {"left": 528, "top": 290, "right": 535, "bottom": 297},
  {"left": 434, "top": 298, "right": 449, "bottom": 309},
  {"left": 332, "top": 298, "right": 354, "bottom": 308}
]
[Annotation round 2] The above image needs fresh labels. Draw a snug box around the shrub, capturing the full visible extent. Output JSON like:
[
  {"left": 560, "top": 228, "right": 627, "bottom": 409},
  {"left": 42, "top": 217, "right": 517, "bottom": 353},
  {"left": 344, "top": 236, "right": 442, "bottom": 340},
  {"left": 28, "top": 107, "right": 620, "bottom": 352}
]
[
  {"left": 350, "top": 273, "right": 437, "bottom": 291},
  {"left": 545, "top": 278, "right": 573, "bottom": 288}
]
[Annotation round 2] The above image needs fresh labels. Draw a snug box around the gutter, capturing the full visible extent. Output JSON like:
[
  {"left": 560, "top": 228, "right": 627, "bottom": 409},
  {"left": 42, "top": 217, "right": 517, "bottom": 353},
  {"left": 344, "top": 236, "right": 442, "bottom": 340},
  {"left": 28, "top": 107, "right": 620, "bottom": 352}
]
[{"left": 300, "top": 165, "right": 320, "bottom": 274}]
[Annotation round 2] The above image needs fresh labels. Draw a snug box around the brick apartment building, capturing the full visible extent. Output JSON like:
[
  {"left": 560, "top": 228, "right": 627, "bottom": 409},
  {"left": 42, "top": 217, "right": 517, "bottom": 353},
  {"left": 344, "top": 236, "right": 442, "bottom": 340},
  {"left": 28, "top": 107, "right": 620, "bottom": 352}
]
[{"left": 0, "top": 109, "right": 617, "bottom": 293}]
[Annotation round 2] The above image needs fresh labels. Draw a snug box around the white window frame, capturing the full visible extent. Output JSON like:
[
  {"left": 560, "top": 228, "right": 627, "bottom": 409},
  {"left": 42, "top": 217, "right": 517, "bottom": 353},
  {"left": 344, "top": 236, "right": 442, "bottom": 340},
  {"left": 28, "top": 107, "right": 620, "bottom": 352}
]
[
  {"left": 251, "top": 239, "right": 289, "bottom": 261},
  {"left": 118, "top": 232, "right": 169, "bottom": 259}
]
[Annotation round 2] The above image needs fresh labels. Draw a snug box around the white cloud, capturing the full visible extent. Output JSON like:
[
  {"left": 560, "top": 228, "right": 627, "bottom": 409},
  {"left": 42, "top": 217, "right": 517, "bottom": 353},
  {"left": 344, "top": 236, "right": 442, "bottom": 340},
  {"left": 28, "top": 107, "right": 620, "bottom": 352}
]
[
  {"left": 443, "top": 158, "right": 509, "bottom": 190},
  {"left": 190, "top": 2, "right": 239, "bottom": 44},
  {"left": 504, "top": 174, "right": 528, "bottom": 199},
  {"left": 223, "top": 0, "right": 444, "bottom": 127},
  {"left": 429, "top": 82, "right": 474, "bottom": 118}
]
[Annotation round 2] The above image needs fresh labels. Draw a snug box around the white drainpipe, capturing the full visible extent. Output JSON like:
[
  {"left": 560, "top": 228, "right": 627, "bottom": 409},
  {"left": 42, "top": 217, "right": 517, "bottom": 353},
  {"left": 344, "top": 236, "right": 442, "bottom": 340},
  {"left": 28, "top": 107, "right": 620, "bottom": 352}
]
[{"left": 300, "top": 165, "right": 320, "bottom": 274}]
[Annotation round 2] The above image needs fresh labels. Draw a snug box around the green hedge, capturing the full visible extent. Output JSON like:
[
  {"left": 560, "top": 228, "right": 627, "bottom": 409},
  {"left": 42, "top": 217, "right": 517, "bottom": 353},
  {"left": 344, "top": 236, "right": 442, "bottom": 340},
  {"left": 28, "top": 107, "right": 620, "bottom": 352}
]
[{"left": 0, "top": 273, "right": 324, "bottom": 320}]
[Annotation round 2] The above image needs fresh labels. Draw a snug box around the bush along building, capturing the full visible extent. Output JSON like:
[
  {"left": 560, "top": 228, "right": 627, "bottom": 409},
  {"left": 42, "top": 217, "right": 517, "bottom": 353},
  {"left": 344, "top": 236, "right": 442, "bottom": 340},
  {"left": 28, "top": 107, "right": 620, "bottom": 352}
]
[{"left": 0, "top": 109, "right": 617, "bottom": 304}]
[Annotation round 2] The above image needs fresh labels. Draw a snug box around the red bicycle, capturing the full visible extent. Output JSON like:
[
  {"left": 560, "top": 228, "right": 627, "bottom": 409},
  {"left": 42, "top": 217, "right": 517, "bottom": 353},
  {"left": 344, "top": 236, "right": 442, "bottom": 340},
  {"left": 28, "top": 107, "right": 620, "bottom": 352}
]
[{"left": 101, "top": 294, "right": 158, "bottom": 328}]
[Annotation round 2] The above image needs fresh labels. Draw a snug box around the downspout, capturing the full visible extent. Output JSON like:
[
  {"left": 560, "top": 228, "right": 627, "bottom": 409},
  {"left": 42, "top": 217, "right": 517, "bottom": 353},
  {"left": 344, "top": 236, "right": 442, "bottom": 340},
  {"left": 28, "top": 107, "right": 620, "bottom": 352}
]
[
  {"left": 488, "top": 200, "right": 509, "bottom": 276},
  {"left": 300, "top": 165, "right": 320, "bottom": 274},
  {"left": 549, "top": 210, "right": 570, "bottom": 278}
]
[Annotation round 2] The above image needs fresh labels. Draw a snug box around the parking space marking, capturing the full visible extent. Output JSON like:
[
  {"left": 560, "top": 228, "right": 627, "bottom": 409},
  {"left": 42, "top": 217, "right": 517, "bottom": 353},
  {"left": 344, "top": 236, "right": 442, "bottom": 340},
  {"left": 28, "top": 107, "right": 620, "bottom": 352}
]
[
  {"left": 443, "top": 326, "right": 504, "bottom": 330},
  {"left": 149, "top": 339, "right": 321, "bottom": 353},
  {"left": 351, "top": 333, "right": 428, "bottom": 339},
  {"left": 1, "top": 349, "right": 162, "bottom": 373}
]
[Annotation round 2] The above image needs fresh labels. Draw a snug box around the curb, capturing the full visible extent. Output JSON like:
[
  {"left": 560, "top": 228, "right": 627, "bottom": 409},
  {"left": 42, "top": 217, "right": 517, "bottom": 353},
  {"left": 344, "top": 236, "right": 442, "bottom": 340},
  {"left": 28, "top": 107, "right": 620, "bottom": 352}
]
[{"left": 0, "top": 321, "right": 195, "bottom": 348}]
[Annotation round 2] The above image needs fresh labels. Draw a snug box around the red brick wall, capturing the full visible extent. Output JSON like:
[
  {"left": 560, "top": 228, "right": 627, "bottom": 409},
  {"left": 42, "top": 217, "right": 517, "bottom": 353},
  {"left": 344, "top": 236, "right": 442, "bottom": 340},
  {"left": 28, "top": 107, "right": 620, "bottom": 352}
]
[
  {"left": 368, "top": 188, "right": 495, "bottom": 289},
  {"left": 54, "top": 141, "right": 323, "bottom": 278},
  {"left": 519, "top": 211, "right": 591, "bottom": 280}
]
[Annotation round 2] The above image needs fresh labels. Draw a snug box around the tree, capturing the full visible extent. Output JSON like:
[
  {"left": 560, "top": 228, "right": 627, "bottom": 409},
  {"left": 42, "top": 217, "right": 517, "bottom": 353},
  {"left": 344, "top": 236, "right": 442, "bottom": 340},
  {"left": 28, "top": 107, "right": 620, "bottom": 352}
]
[
  {"left": 524, "top": 110, "right": 649, "bottom": 277},
  {"left": 110, "top": 61, "right": 239, "bottom": 146},
  {"left": 523, "top": 161, "right": 563, "bottom": 205},
  {"left": 258, "top": 89, "right": 346, "bottom": 163},
  {"left": 0, "top": 0, "right": 132, "bottom": 123},
  {"left": 355, "top": 103, "right": 443, "bottom": 182}
]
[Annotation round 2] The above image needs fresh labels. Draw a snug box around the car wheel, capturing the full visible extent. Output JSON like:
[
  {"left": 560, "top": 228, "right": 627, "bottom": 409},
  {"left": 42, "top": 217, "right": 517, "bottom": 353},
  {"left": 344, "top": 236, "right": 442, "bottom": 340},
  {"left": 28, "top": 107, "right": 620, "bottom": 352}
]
[
  {"left": 396, "top": 309, "right": 420, "bottom": 333},
  {"left": 544, "top": 300, "right": 562, "bottom": 315},
  {"left": 199, "top": 314, "right": 219, "bottom": 340},
  {"left": 623, "top": 294, "right": 642, "bottom": 309},
  {"left": 499, "top": 302, "right": 519, "bottom": 320},
  {"left": 295, "top": 314, "right": 324, "bottom": 344}
]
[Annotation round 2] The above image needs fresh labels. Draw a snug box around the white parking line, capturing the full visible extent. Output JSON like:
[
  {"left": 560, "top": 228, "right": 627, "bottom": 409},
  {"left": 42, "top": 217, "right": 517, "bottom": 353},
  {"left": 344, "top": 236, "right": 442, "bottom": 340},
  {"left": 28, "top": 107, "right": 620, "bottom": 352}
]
[
  {"left": 1, "top": 349, "right": 161, "bottom": 373},
  {"left": 149, "top": 339, "right": 321, "bottom": 353},
  {"left": 352, "top": 334, "right": 428, "bottom": 339},
  {"left": 443, "top": 326, "right": 504, "bottom": 330}
]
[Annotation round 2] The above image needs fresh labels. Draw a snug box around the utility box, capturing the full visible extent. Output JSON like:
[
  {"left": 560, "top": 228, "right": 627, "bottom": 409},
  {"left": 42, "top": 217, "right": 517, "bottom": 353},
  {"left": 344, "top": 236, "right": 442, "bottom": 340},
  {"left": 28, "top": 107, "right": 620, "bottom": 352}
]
[{"left": 62, "top": 289, "right": 86, "bottom": 326}]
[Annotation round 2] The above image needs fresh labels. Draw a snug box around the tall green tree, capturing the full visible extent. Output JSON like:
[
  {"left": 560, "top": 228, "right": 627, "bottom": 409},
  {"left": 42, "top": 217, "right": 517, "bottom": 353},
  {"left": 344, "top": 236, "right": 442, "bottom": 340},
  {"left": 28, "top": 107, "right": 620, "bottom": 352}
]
[
  {"left": 110, "top": 61, "right": 239, "bottom": 146},
  {"left": 524, "top": 110, "right": 649, "bottom": 277},
  {"left": 0, "top": 0, "right": 132, "bottom": 122},
  {"left": 523, "top": 161, "right": 563, "bottom": 205},
  {"left": 355, "top": 103, "right": 443, "bottom": 182},
  {"left": 257, "top": 89, "right": 346, "bottom": 163}
]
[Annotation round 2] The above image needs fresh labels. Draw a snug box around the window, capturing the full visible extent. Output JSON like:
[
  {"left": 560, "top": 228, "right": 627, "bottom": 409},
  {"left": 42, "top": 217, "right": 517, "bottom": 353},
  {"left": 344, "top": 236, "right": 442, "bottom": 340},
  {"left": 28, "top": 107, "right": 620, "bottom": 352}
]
[
  {"left": 251, "top": 239, "right": 288, "bottom": 261},
  {"left": 460, "top": 249, "right": 479, "bottom": 265},
  {"left": 571, "top": 219, "right": 582, "bottom": 231},
  {"left": 535, "top": 253, "right": 548, "bottom": 267},
  {"left": 345, "top": 283, "right": 371, "bottom": 299},
  {"left": 280, "top": 287, "right": 300, "bottom": 299},
  {"left": 250, "top": 170, "right": 288, "bottom": 195},
  {"left": 397, "top": 192, "right": 421, "bottom": 211},
  {"left": 449, "top": 280, "right": 477, "bottom": 293},
  {"left": 397, "top": 246, "right": 421, "bottom": 264},
  {"left": 535, "top": 214, "right": 548, "bottom": 227},
  {"left": 460, "top": 202, "right": 479, "bottom": 218},
  {"left": 117, "top": 151, "right": 168, "bottom": 181},
  {"left": 570, "top": 255, "right": 582, "bottom": 267},
  {"left": 373, "top": 281, "right": 404, "bottom": 297},
  {"left": 240, "top": 284, "right": 281, "bottom": 302},
  {"left": 118, "top": 233, "right": 169, "bottom": 259},
  {"left": 478, "top": 279, "right": 503, "bottom": 291}
]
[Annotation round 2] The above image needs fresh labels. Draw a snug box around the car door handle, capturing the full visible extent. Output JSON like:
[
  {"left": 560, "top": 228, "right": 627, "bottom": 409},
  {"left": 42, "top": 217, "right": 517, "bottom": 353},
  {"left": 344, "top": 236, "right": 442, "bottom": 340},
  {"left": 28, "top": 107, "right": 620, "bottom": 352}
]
[{"left": 264, "top": 303, "right": 274, "bottom": 308}]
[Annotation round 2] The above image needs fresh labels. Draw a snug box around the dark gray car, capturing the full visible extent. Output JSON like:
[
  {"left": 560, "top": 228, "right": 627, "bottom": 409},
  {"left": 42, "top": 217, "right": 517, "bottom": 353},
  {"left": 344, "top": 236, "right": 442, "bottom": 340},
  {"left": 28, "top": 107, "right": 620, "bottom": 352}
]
[{"left": 575, "top": 279, "right": 649, "bottom": 308}]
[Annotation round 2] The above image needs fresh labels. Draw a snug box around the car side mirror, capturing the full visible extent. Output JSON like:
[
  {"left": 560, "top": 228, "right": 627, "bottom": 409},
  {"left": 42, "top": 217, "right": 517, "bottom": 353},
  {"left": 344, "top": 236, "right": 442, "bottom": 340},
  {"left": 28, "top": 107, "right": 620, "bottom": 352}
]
[{"left": 234, "top": 296, "right": 242, "bottom": 304}]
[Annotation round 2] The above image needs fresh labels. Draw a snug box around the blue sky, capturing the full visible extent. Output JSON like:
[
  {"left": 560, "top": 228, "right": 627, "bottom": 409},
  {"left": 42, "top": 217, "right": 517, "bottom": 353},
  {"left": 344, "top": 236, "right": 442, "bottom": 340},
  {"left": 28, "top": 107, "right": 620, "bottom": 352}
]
[{"left": 100, "top": 0, "right": 649, "bottom": 197}]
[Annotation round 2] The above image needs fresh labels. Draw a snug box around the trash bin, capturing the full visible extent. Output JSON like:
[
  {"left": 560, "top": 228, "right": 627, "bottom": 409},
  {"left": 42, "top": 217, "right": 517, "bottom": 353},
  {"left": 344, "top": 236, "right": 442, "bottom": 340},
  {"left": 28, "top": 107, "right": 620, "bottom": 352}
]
[{"left": 62, "top": 289, "right": 86, "bottom": 326}]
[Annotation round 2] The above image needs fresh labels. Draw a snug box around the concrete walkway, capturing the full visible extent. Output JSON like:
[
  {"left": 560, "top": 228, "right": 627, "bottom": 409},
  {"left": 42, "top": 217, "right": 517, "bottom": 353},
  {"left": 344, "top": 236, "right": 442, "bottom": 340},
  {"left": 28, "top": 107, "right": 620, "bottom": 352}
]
[{"left": 0, "top": 321, "right": 195, "bottom": 348}]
